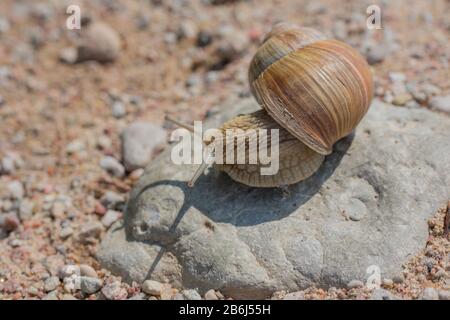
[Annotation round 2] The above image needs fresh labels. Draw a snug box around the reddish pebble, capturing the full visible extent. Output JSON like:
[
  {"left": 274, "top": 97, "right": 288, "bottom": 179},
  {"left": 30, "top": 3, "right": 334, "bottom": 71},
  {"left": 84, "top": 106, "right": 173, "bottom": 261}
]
[
  {"left": 95, "top": 202, "right": 107, "bottom": 216},
  {"left": 4, "top": 212, "right": 20, "bottom": 231}
]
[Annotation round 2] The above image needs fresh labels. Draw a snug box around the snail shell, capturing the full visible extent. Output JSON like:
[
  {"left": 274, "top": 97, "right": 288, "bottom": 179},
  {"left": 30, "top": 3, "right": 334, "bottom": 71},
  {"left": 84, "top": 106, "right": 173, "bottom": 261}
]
[
  {"left": 184, "top": 23, "right": 373, "bottom": 188},
  {"left": 249, "top": 23, "right": 373, "bottom": 155}
]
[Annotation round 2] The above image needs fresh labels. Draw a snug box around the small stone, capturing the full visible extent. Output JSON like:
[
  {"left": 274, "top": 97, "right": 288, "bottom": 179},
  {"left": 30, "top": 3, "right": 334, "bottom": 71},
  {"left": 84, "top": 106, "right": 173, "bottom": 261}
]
[
  {"left": 80, "top": 264, "right": 98, "bottom": 278},
  {"left": 196, "top": 31, "right": 213, "bottom": 47},
  {"left": 177, "top": 21, "right": 198, "bottom": 40},
  {"left": 438, "top": 290, "right": 450, "bottom": 300},
  {"left": 63, "top": 274, "right": 80, "bottom": 293},
  {"left": 44, "top": 276, "right": 60, "bottom": 292},
  {"left": 76, "top": 22, "right": 121, "bottom": 63},
  {"left": 283, "top": 291, "right": 305, "bottom": 300},
  {"left": 129, "top": 168, "right": 144, "bottom": 180},
  {"left": 392, "top": 93, "right": 412, "bottom": 106},
  {"left": 142, "top": 280, "right": 163, "bottom": 296},
  {"left": 59, "top": 47, "right": 78, "bottom": 64},
  {"left": 204, "top": 289, "right": 219, "bottom": 300},
  {"left": 101, "top": 281, "right": 128, "bottom": 300},
  {"left": 66, "top": 139, "right": 85, "bottom": 154},
  {"left": 101, "top": 210, "right": 122, "bottom": 228},
  {"left": 19, "top": 199, "right": 34, "bottom": 220},
  {"left": 1, "top": 156, "right": 15, "bottom": 174},
  {"left": 96, "top": 135, "right": 112, "bottom": 150},
  {"left": 62, "top": 294, "right": 77, "bottom": 300},
  {"left": 60, "top": 227, "right": 73, "bottom": 239},
  {"left": 8, "top": 180, "right": 24, "bottom": 199},
  {"left": 111, "top": 101, "right": 127, "bottom": 118},
  {"left": 27, "top": 286, "right": 40, "bottom": 296},
  {"left": 1, "top": 212, "right": 20, "bottom": 232},
  {"left": 58, "top": 265, "right": 80, "bottom": 280},
  {"left": 392, "top": 274, "right": 404, "bottom": 284},
  {"left": 100, "top": 191, "right": 125, "bottom": 209},
  {"left": 181, "top": 289, "right": 202, "bottom": 300},
  {"left": 42, "top": 290, "right": 59, "bottom": 300},
  {"left": 128, "top": 293, "right": 146, "bottom": 300},
  {"left": 429, "top": 95, "right": 450, "bottom": 114},
  {"left": 421, "top": 287, "right": 439, "bottom": 300},
  {"left": 51, "top": 201, "right": 66, "bottom": 219},
  {"left": 370, "top": 288, "right": 399, "bottom": 300},
  {"left": 121, "top": 122, "right": 166, "bottom": 171},
  {"left": 432, "top": 268, "right": 447, "bottom": 280},
  {"left": 389, "top": 72, "right": 406, "bottom": 83},
  {"left": 347, "top": 280, "right": 364, "bottom": 289},
  {"left": 94, "top": 202, "right": 107, "bottom": 215},
  {"left": 100, "top": 156, "right": 125, "bottom": 178},
  {"left": 80, "top": 276, "right": 103, "bottom": 294},
  {"left": 365, "top": 45, "right": 387, "bottom": 65},
  {"left": 78, "top": 221, "right": 103, "bottom": 243}
]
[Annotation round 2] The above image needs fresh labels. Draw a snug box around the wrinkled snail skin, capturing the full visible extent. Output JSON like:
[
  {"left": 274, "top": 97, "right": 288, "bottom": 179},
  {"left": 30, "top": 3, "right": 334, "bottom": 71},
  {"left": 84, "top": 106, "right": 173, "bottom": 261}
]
[
  {"left": 214, "top": 110, "right": 325, "bottom": 188},
  {"left": 185, "top": 23, "right": 373, "bottom": 188}
]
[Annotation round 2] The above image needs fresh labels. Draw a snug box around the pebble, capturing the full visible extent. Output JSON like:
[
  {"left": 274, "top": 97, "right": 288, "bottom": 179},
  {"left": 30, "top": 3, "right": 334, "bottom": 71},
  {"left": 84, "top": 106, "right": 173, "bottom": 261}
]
[
  {"left": 429, "top": 95, "right": 450, "bottom": 114},
  {"left": 74, "top": 22, "right": 121, "bottom": 63},
  {"left": 204, "top": 289, "right": 219, "bottom": 300},
  {"left": 62, "top": 294, "right": 77, "bottom": 300},
  {"left": 60, "top": 227, "right": 74, "bottom": 239},
  {"left": 42, "top": 290, "right": 59, "bottom": 300},
  {"left": 382, "top": 278, "right": 394, "bottom": 287},
  {"left": 101, "top": 281, "right": 128, "bottom": 300},
  {"left": 389, "top": 72, "right": 406, "bottom": 83},
  {"left": 63, "top": 274, "right": 80, "bottom": 293},
  {"left": 100, "top": 191, "right": 125, "bottom": 209},
  {"left": 1, "top": 156, "right": 15, "bottom": 174},
  {"left": 100, "top": 156, "right": 125, "bottom": 178},
  {"left": 80, "top": 276, "right": 103, "bottom": 294},
  {"left": 51, "top": 201, "right": 66, "bottom": 219},
  {"left": 7, "top": 180, "right": 25, "bottom": 199},
  {"left": 196, "top": 31, "right": 213, "bottom": 47},
  {"left": 392, "top": 274, "right": 405, "bottom": 284},
  {"left": 142, "top": 280, "right": 164, "bottom": 296},
  {"left": 1, "top": 212, "right": 20, "bottom": 231},
  {"left": 392, "top": 93, "right": 412, "bottom": 106},
  {"left": 370, "top": 288, "right": 399, "bottom": 300},
  {"left": 121, "top": 122, "right": 166, "bottom": 171},
  {"left": 346, "top": 280, "right": 364, "bottom": 289},
  {"left": 438, "top": 290, "right": 450, "bottom": 300},
  {"left": 96, "top": 135, "right": 112, "bottom": 150},
  {"left": 101, "top": 210, "right": 122, "bottom": 228},
  {"left": 181, "top": 289, "right": 202, "bottom": 300},
  {"left": 283, "top": 291, "right": 306, "bottom": 300},
  {"left": 432, "top": 268, "right": 447, "bottom": 280},
  {"left": 80, "top": 264, "right": 98, "bottom": 278},
  {"left": 365, "top": 45, "right": 387, "bottom": 65},
  {"left": 59, "top": 265, "right": 80, "bottom": 280},
  {"left": 128, "top": 293, "right": 146, "bottom": 300},
  {"left": 66, "top": 139, "right": 85, "bottom": 154},
  {"left": 111, "top": 101, "right": 127, "bottom": 118},
  {"left": 421, "top": 287, "right": 439, "bottom": 300},
  {"left": 78, "top": 221, "right": 103, "bottom": 243},
  {"left": 44, "top": 276, "right": 60, "bottom": 292},
  {"left": 19, "top": 199, "right": 34, "bottom": 220}
]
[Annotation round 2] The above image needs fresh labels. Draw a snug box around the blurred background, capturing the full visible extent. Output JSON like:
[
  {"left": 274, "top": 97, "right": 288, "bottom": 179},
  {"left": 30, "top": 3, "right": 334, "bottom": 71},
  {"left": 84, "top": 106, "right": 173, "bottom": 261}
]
[{"left": 0, "top": 0, "right": 449, "bottom": 300}]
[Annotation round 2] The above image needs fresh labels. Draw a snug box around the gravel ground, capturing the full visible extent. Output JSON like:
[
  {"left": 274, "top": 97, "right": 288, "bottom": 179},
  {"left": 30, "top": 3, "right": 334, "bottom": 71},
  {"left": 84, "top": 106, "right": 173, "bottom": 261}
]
[{"left": 0, "top": 0, "right": 449, "bottom": 300}]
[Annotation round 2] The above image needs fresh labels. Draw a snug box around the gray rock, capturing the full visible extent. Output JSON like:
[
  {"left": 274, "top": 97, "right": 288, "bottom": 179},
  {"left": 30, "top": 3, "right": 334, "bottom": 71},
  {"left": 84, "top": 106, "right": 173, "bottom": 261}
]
[
  {"left": 429, "top": 95, "right": 450, "bottom": 114},
  {"left": 111, "top": 101, "right": 127, "bottom": 118},
  {"left": 121, "top": 122, "right": 166, "bottom": 171},
  {"left": 7, "top": 180, "right": 24, "bottom": 199},
  {"left": 44, "top": 276, "right": 60, "bottom": 292},
  {"left": 347, "top": 280, "right": 364, "bottom": 289},
  {"left": 100, "top": 191, "right": 125, "bottom": 209},
  {"left": 78, "top": 221, "right": 103, "bottom": 243},
  {"left": 101, "top": 281, "right": 128, "bottom": 300},
  {"left": 80, "top": 276, "right": 103, "bottom": 294},
  {"left": 100, "top": 156, "right": 125, "bottom": 178},
  {"left": 98, "top": 98, "right": 450, "bottom": 299},
  {"left": 421, "top": 287, "right": 439, "bottom": 300},
  {"left": 370, "top": 288, "right": 399, "bottom": 300},
  {"left": 19, "top": 199, "right": 34, "bottom": 220},
  {"left": 181, "top": 289, "right": 202, "bottom": 300},
  {"left": 438, "top": 290, "right": 450, "bottom": 300}
]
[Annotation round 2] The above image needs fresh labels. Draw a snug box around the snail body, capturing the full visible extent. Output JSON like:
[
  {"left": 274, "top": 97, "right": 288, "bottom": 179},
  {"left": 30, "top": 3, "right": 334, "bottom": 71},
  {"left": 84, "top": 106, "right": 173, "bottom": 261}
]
[{"left": 169, "top": 23, "right": 373, "bottom": 188}]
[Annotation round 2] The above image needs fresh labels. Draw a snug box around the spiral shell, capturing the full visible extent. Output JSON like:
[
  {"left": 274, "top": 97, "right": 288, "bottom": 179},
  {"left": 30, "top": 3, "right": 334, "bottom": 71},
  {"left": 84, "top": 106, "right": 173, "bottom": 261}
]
[{"left": 248, "top": 23, "right": 373, "bottom": 155}]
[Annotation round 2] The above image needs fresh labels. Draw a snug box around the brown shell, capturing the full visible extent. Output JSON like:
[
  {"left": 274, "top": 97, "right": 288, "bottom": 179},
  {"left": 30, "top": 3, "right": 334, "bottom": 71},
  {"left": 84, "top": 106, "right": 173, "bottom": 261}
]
[
  {"left": 215, "top": 110, "right": 324, "bottom": 187},
  {"left": 248, "top": 23, "right": 373, "bottom": 155}
]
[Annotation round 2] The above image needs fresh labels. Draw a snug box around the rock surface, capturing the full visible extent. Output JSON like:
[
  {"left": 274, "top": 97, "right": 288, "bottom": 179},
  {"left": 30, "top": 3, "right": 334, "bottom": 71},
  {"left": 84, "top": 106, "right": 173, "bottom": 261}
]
[{"left": 98, "top": 98, "right": 450, "bottom": 299}]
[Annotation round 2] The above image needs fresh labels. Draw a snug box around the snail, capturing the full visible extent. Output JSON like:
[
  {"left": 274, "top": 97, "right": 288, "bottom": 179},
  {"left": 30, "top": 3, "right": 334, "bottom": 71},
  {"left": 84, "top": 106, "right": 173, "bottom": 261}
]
[{"left": 167, "top": 23, "right": 373, "bottom": 188}]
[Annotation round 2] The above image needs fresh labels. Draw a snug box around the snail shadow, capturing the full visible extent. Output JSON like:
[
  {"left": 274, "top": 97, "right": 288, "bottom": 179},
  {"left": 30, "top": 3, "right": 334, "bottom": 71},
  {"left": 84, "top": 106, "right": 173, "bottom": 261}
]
[
  {"left": 131, "top": 133, "right": 354, "bottom": 278},
  {"left": 135, "top": 132, "right": 354, "bottom": 228}
]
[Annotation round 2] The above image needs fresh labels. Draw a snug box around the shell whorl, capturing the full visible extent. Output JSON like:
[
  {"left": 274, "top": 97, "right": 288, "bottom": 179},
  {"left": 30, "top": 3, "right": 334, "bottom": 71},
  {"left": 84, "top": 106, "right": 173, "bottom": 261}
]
[{"left": 248, "top": 23, "right": 373, "bottom": 155}]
